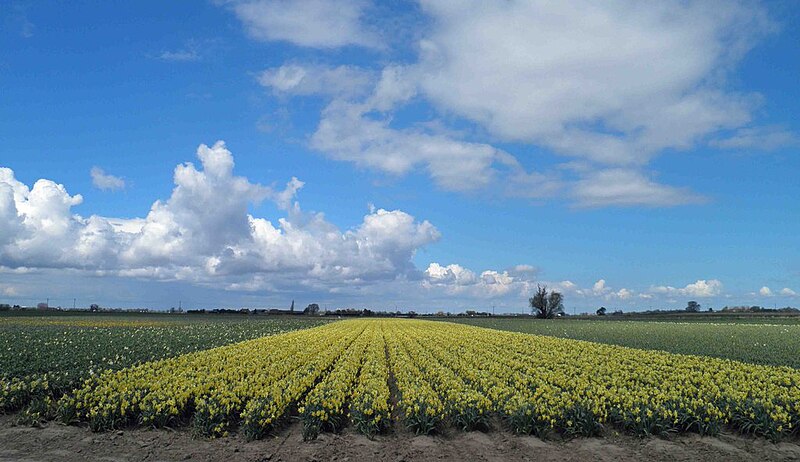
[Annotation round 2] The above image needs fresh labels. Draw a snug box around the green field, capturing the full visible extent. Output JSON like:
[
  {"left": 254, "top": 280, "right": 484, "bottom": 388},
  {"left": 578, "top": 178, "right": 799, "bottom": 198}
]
[
  {"left": 0, "top": 314, "right": 328, "bottom": 413},
  {"left": 448, "top": 318, "right": 800, "bottom": 369}
]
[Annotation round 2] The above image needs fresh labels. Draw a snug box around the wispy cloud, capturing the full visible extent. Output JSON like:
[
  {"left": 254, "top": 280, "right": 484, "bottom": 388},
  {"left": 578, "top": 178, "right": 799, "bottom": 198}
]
[
  {"left": 90, "top": 167, "right": 126, "bottom": 191},
  {"left": 157, "top": 48, "right": 200, "bottom": 62},
  {"left": 227, "top": 0, "right": 380, "bottom": 49},
  {"left": 11, "top": 3, "right": 35, "bottom": 38},
  {"left": 153, "top": 39, "right": 204, "bottom": 62},
  {"left": 710, "top": 125, "right": 798, "bottom": 151}
]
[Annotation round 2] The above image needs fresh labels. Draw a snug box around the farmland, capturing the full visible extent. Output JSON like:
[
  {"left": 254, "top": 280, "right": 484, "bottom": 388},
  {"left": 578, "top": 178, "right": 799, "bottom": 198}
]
[
  {"left": 3, "top": 314, "right": 800, "bottom": 462},
  {"left": 52, "top": 319, "right": 800, "bottom": 442},
  {"left": 449, "top": 317, "right": 800, "bottom": 369},
  {"left": 0, "top": 315, "right": 328, "bottom": 415}
]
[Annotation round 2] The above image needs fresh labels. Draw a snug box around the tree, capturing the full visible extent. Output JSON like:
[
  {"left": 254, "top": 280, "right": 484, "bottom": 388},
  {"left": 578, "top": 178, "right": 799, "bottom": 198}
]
[
  {"left": 596, "top": 306, "right": 607, "bottom": 316},
  {"left": 686, "top": 301, "right": 701, "bottom": 312},
  {"left": 529, "top": 285, "right": 564, "bottom": 319},
  {"left": 303, "top": 303, "right": 320, "bottom": 315}
]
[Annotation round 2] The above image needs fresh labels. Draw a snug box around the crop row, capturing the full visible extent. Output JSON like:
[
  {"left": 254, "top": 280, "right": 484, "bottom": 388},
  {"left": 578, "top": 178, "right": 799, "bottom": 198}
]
[
  {"left": 56, "top": 319, "right": 800, "bottom": 441},
  {"left": 450, "top": 317, "right": 800, "bottom": 368}
]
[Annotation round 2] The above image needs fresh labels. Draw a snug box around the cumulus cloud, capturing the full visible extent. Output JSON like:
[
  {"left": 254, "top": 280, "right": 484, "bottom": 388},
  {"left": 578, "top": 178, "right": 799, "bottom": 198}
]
[
  {"left": 592, "top": 279, "right": 607, "bottom": 295},
  {"left": 0, "top": 142, "right": 440, "bottom": 293},
  {"left": 90, "top": 167, "right": 126, "bottom": 191},
  {"left": 615, "top": 288, "right": 633, "bottom": 300},
  {"left": 424, "top": 263, "right": 477, "bottom": 286},
  {"left": 651, "top": 279, "right": 723, "bottom": 297},
  {"left": 781, "top": 288, "right": 797, "bottom": 297},
  {"left": 422, "top": 262, "right": 537, "bottom": 298},
  {"left": 759, "top": 286, "right": 773, "bottom": 297},
  {"left": 576, "top": 278, "right": 635, "bottom": 300},
  {"left": 228, "top": 0, "right": 379, "bottom": 49},
  {"left": 420, "top": 269, "right": 647, "bottom": 304}
]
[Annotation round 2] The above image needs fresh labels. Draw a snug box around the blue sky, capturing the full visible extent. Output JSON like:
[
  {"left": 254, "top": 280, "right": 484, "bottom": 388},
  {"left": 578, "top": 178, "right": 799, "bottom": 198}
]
[{"left": 0, "top": 0, "right": 798, "bottom": 312}]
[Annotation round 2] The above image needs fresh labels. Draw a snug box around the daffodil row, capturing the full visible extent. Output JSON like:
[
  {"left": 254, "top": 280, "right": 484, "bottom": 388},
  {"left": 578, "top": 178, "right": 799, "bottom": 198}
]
[
  {"left": 348, "top": 322, "right": 392, "bottom": 437},
  {"left": 299, "top": 322, "right": 373, "bottom": 440},
  {"left": 392, "top": 326, "right": 493, "bottom": 432},
  {"left": 238, "top": 323, "right": 365, "bottom": 439},
  {"left": 384, "top": 323, "right": 445, "bottom": 434}
]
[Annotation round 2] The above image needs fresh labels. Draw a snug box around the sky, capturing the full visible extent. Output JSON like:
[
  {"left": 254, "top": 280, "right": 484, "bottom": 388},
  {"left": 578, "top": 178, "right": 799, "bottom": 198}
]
[{"left": 0, "top": 0, "right": 798, "bottom": 313}]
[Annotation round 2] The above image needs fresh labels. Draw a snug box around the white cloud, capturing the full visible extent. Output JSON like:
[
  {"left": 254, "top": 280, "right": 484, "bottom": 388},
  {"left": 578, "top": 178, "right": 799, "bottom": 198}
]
[
  {"left": 11, "top": 3, "right": 34, "bottom": 38},
  {"left": 310, "top": 69, "right": 558, "bottom": 194},
  {"left": 781, "top": 288, "right": 797, "bottom": 297},
  {"left": 759, "top": 286, "right": 773, "bottom": 297},
  {"left": 423, "top": 262, "right": 537, "bottom": 298},
  {"left": 583, "top": 278, "right": 634, "bottom": 300},
  {"left": 711, "top": 126, "right": 798, "bottom": 151},
  {"left": 615, "top": 288, "right": 633, "bottom": 300},
  {"left": 510, "top": 264, "right": 537, "bottom": 275},
  {"left": 556, "top": 280, "right": 577, "bottom": 292},
  {"left": 424, "top": 263, "right": 477, "bottom": 286},
  {"left": 313, "top": 101, "right": 510, "bottom": 192},
  {"left": 90, "top": 167, "right": 126, "bottom": 191},
  {"left": 1, "top": 286, "right": 17, "bottom": 297},
  {"left": 651, "top": 279, "right": 723, "bottom": 298},
  {"left": 258, "top": 64, "right": 374, "bottom": 99},
  {"left": 157, "top": 49, "right": 200, "bottom": 62},
  {"left": 572, "top": 168, "right": 705, "bottom": 207},
  {"left": 415, "top": 0, "right": 771, "bottom": 165},
  {"left": 229, "top": 0, "right": 379, "bottom": 49},
  {"left": 592, "top": 279, "right": 607, "bottom": 294},
  {"left": 1, "top": 142, "right": 441, "bottom": 293},
  {"left": 228, "top": 1, "right": 780, "bottom": 208},
  {"left": 419, "top": 271, "right": 644, "bottom": 305}
]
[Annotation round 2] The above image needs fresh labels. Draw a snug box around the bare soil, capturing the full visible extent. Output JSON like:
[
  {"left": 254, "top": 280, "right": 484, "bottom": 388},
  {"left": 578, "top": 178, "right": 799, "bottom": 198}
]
[{"left": 1, "top": 415, "right": 799, "bottom": 462}]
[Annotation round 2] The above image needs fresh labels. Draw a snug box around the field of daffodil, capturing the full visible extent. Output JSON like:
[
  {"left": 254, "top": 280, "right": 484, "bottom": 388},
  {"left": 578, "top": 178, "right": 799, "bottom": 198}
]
[
  {"left": 0, "top": 315, "right": 328, "bottom": 419},
  {"left": 57, "top": 319, "right": 800, "bottom": 441}
]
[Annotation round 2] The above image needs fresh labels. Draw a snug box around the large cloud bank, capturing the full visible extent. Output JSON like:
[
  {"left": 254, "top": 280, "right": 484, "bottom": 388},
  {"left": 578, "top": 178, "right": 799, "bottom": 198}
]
[
  {"left": 246, "top": 0, "right": 785, "bottom": 207},
  {"left": 0, "top": 142, "right": 440, "bottom": 292}
]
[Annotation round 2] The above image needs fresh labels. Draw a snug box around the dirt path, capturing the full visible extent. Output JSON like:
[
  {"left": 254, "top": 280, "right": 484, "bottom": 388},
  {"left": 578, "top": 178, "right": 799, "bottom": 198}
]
[{"left": 1, "top": 416, "right": 799, "bottom": 462}]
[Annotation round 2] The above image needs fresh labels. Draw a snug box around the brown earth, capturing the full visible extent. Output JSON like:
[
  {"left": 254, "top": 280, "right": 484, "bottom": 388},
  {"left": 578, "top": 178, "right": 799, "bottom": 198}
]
[{"left": 1, "top": 415, "right": 799, "bottom": 462}]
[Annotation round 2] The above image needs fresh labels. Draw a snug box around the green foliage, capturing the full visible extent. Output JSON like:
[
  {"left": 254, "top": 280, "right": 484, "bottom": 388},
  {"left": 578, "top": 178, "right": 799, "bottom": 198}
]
[
  {"left": 449, "top": 318, "right": 800, "bottom": 368},
  {"left": 506, "top": 402, "right": 551, "bottom": 437},
  {"left": 404, "top": 400, "right": 441, "bottom": 435},
  {"left": 452, "top": 402, "right": 490, "bottom": 432}
]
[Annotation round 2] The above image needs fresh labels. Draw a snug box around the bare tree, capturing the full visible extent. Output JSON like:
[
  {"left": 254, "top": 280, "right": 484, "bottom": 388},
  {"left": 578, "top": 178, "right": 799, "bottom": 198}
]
[{"left": 529, "top": 285, "right": 564, "bottom": 319}]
